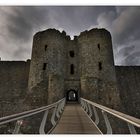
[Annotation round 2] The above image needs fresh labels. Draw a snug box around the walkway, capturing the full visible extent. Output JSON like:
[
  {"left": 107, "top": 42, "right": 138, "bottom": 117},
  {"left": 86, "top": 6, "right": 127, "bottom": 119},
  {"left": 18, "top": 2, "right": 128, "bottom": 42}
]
[{"left": 51, "top": 103, "right": 102, "bottom": 134}]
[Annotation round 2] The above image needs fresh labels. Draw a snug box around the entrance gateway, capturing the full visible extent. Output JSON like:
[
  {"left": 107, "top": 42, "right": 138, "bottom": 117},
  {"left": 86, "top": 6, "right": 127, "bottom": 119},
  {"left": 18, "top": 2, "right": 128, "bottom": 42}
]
[{"left": 66, "top": 89, "right": 78, "bottom": 101}]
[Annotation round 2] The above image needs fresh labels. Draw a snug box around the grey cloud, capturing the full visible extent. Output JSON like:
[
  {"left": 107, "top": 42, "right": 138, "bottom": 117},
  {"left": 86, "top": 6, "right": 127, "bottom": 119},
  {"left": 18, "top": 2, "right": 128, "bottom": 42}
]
[
  {"left": 97, "top": 10, "right": 117, "bottom": 28},
  {"left": 13, "top": 44, "right": 30, "bottom": 59},
  {"left": 108, "top": 7, "right": 140, "bottom": 65},
  {"left": 45, "top": 6, "right": 116, "bottom": 36},
  {"left": 0, "top": 6, "right": 140, "bottom": 66},
  {"left": 122, "top": 51, "right": 140, "bottom": 65},
  {"left": 112, "top": 7, "right": 140, "bottom": 44},
  {"left": 0, "top": 6, "right": 116, "bottom": 61},
  {"left": 6, "top": 7, "right": 49, "bottom": 41},
  {"left": 0, "top": 7, "right": 51, "bottom": 60},
  {"left": 118, "top": 45, "right": 136, "bottom": 57}
]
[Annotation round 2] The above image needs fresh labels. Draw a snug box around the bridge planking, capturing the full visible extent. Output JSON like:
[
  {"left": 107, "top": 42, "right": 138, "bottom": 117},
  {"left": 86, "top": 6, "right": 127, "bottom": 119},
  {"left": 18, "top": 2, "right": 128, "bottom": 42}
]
[{"left": 51, "top": 103, "right": 102, "bottom": 134}]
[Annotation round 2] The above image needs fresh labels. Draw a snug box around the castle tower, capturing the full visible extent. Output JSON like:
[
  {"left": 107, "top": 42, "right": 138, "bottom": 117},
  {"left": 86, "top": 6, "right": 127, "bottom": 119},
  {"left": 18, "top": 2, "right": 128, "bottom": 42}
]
[
  {"left": 28, "top": 29, "right": 68, "bottom": 105},
  {"left": 78, "top": 29, "right": 120, "bottom": 108}
]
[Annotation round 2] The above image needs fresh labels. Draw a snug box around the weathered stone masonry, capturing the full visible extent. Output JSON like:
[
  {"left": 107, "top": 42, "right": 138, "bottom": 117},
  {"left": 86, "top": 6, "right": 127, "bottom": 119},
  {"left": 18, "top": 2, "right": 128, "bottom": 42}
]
[
  {"left": 0, "top": 60, "right": 30, "bottom": 117},
  {"left": 28, "top": 28, "right": 121, "bottom": 110},
  {"left": 0, "top": 28, "right": 140, "bottom": 121}
]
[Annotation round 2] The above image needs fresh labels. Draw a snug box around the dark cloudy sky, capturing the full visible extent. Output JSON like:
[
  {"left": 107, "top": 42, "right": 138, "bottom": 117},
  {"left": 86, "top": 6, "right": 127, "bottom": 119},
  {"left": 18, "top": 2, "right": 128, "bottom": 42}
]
[{"left": 0, "top": 6, "right": 140, "bottom": 65}]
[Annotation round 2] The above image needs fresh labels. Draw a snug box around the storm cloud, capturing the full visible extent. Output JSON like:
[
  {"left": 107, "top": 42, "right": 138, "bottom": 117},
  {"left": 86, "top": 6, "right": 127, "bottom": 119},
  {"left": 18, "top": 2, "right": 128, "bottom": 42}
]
[{"left": 0, "top": 6, "right": 140, "bottom": 65}]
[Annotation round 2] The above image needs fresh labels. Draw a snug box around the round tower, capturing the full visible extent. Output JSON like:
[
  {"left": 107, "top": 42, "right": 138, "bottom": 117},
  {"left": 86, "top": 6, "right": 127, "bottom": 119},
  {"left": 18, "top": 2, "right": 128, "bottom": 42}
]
[
  {"left": 28, "top": 29, "right": 68, "bottom": 105},
  {"left": 78, "top": 28, "right": 120, "bottom": 109}
]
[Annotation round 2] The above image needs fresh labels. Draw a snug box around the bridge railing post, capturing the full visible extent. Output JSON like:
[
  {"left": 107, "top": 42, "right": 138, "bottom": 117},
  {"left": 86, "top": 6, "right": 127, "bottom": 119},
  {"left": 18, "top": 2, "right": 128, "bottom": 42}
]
[
  {"left": 51, "top": 105, "right": 58, "bottom": 126},
  {"left": 83, "top": 101, "right": 89, "bottom": 113},
  {"left": 102, "top": 110, "right": 112, "bottom": 134},
  {"left": 56, "top": 103, "right": 61, "bottom": 118},
  {"left": 80, "top": 100, "right": 84, "bottom": 108},
  {"left": 39, "top": 110, "right": 49, "bottom": 134},
  {"left": 12, "top": 120, "right": 23, "bottom": 134},
  {"left": 87, "top": 103, "right": 92, "bottom": 118},
  {"left": 82, "top": 100, "right": 86, "bottom": 110},
  {"left": 127, "top": 122, "right": 137, "bottom": 134},
  {"left": 92, "top": 106, "right": 99, "bottom": 125},
  {"left": 59, "top": 101, "right": 63, "bottom": 113},
  {"left": 62, "top": 99, "right": 65, "bottom": 110}
]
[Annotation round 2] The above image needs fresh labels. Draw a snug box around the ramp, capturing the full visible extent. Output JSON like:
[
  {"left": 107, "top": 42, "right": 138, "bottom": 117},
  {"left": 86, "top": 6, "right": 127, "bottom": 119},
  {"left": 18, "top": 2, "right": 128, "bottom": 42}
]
[{"left": 51, "top": 103, "right": 102, "bottom": 134}]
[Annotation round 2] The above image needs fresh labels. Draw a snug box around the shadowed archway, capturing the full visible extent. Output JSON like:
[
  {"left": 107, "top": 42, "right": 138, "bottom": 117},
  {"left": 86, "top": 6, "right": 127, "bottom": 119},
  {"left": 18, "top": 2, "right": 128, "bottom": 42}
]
[{"left": 66, "top": 89, "right": 78, "bottom": 102}]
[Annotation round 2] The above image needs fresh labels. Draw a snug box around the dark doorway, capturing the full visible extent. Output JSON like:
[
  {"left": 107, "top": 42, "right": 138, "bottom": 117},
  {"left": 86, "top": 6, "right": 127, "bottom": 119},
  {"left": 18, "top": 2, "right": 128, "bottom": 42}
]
[{"left": 66, "top": 89, "right": 78, "bottom": 102}]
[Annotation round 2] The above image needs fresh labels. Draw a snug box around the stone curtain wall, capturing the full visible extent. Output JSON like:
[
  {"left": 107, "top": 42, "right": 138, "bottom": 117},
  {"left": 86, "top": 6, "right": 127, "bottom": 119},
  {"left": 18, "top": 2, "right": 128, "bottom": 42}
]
[
  {"left": 115, "top": 66, "right": 140, "bottom": 118},
  {"left": 0, "top": 61, "right": 139, "bottom": 121},
  {"left": 0, "top": 60, "right": 30, "bottom": 117}
]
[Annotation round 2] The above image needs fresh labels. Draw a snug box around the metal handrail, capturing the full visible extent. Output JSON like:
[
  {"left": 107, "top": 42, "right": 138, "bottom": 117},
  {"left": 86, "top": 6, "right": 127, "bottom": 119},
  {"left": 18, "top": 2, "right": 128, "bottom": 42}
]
[
  {"left": 80, "top": 98, "right": 140, "bottom": 134},
  {"left": 0, "top": 98, "right": 64, "bottom": 123},
  {"left": 0, "top": 98, "right": 66, "bottom": 134}
]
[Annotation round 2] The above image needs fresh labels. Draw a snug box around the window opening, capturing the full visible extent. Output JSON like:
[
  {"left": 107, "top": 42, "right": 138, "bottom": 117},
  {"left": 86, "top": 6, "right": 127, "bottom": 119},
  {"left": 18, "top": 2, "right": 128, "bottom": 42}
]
[
  {"left": 99, "top": 62, "right": 102, "bottom": 70},
  {"left": 43, "top": 63, "right": 47, "bottom": 70},
  {"left": 70, "top": 64, "right": 74, "bottom": 74},
  {"left": 69, "top": 51, "right": 74, "bottom": 57}
]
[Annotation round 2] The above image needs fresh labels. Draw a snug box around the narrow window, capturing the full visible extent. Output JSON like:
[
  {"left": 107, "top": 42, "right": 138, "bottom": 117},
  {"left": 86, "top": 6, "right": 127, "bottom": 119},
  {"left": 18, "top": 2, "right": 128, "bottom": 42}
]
[
  {"left": 70, "top": 64, "right": 74, "bottom": 74},
  {"left": 97, "top": 43, "right": 100, "bottom": 50},
  {"left": 69, "top": 51, "right": 74, "bottom": 57},
  {"left": 45, "top": 45, "right": 48, "bottom": 51},
  {"left": 99, "top": 62, "right": 102, "bottom": 70},
  {"left": 43, "top": 63, "right": 47, "bottom": 70}
]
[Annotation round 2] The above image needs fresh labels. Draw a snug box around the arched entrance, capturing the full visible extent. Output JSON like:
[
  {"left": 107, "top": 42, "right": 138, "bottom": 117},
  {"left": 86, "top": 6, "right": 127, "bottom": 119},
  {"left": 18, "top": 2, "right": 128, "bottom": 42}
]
[{"left": 66, "top": 89, "right": 78, "bottom": 102}]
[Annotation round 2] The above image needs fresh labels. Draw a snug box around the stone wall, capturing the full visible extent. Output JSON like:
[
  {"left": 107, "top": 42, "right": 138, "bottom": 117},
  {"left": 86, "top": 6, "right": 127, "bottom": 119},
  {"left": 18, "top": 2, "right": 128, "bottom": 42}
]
[
  {"left": 47, "top": 75, "right": 64, "bottom": 104},
  {"left": 0, "top": 60, "right": 30, "bottom": 117},
  {"left": 115, "top": 66, "right": 140, "bottom": 118}
]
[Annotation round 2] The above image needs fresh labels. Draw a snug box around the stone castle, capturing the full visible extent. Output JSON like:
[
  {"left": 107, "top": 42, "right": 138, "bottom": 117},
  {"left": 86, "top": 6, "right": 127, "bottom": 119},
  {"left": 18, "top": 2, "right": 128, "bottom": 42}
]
[
  {"left": 28, "top": 28, "right": 120, "bottom": 108},
  {"left": 0, "top": 28, "right": 140, "bottom": 120}
]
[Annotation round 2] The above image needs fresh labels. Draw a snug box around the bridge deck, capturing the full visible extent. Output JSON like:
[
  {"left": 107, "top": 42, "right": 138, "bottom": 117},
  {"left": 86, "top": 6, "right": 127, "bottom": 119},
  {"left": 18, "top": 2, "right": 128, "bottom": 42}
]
[{"left": 51, "top": 103, "right": 102, "bottom": 134}]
